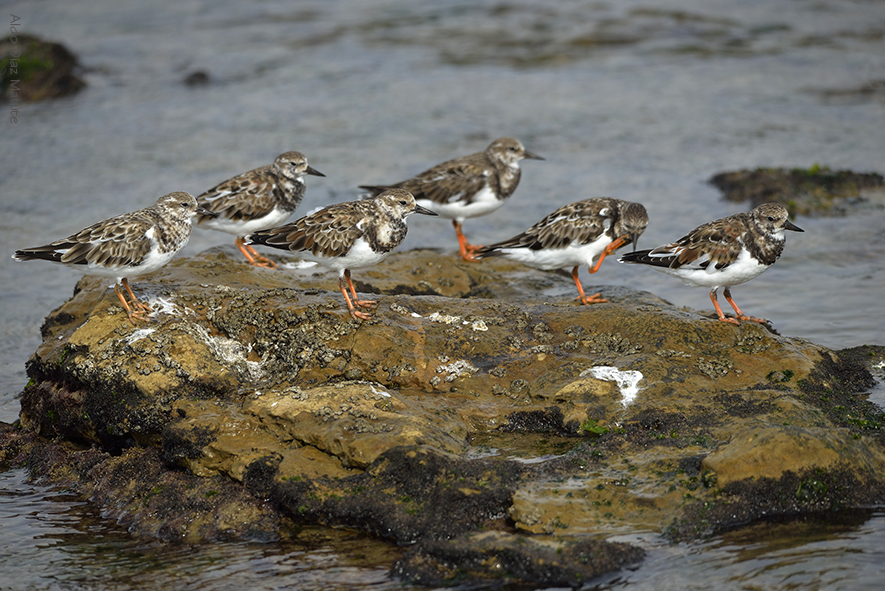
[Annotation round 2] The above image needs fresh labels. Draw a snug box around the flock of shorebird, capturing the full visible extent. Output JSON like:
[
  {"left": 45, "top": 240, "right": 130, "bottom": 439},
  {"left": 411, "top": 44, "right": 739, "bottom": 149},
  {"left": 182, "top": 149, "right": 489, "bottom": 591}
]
[{"left": 12, "top": 137, "right": 802, "bottom": 325}]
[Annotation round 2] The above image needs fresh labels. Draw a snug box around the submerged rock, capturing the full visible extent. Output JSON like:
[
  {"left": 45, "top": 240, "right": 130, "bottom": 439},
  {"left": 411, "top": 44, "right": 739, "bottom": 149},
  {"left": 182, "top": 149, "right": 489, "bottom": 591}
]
[
  {"left": 709, "top": 166, "right": 885, "bottom": 216},
  {"left": 393, "top": 530, "right": 645, "bottom": 587},
  {"left": 1, "top": 33, "right": 85, "bottom": 102},
  {"left": 183, "top": 70, "right": 210, "bottom": 87},
  {"left": 3, "top": 247, "right": 884, "bottom": 586}
]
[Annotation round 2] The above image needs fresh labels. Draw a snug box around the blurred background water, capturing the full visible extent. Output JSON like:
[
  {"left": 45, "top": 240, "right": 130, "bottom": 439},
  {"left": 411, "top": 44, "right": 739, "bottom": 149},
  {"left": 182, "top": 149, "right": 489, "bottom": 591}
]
[{"left": 1, "top": 0, "right": 883, "bottom": 589}]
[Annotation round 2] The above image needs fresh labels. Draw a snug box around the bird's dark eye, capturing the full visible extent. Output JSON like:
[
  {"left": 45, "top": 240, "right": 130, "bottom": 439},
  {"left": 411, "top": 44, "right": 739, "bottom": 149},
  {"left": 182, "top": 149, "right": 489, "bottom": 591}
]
[
  {"left": 399, "top": 200, "right": 408, "bottom": 205},
  {"left": 508, "top": 146, "right": 517, "bottom": 151},
  {"left": 767, "top": 216, "right": 775, "bottom": 221},
  {"left": 180, "top": 202, "right": 189, "bottom": 208}
]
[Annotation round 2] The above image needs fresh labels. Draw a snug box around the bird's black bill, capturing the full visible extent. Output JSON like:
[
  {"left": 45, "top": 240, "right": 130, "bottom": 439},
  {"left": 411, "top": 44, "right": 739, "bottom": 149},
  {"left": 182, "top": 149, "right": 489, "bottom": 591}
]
[
  {"left": 307, "top": 166, "right": 326, "bottom": 177},
  {"left": 415, "top": 204, "right": 439, "bottom": 216},
  {"left": 784, "top": 219, "right": 804, "bottom": 232},
  {"left": 197, "top": 206, "right": 218, "bottom": 217},
  {"left": 524, "top": 150, "right": 545, "bottom": 161}
]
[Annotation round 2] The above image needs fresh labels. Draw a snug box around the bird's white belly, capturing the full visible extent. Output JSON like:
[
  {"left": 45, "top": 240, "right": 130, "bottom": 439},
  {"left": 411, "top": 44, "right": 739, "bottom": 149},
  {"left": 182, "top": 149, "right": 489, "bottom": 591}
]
[
  {"left": 298, "top": 237, "right": 388, "bottom": 273},
  {"left": 200, "top": 208, "right": 293, "bottom": 236},
  {"left": 417, "top": 185, "right": 502, "bottom": 222},
  {"left": 497, "top": 235, "right": 610, "bottom": 271},
  {"left": 664, "top": 249, "right": 769, "bottom": 288}
]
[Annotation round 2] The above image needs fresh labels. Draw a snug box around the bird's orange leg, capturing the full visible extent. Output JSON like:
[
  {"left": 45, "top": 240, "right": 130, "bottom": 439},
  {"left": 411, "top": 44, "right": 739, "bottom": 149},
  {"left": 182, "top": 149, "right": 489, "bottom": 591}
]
[
  {"left": 235, "top": 237, "right": 278, "bottom": 269},
  {"left": 344, "top": 270, "right": 377, "bottom": 309},
  {"left": 723, "top": 287, "right": 766, "bottom": 324},
  {"left": 588, "top": 236, "right": 628, "bottom": 274},
  {"left": 338, "top": 276, "right": 371, "bottom": 320},
  {"left": 573, "top": 266, "right": 607, "bottom": 305},
  {"left": 709, "top": 288, "right": 739, "bottom": 325},
  {"left": 339, "top": 271, "right": 375, "bottom": 320},
  {"left": 115, "top": 281, "right": 149, "bottom": 325},
  {"left": 454, "top": 221, "right": 481, "bottom": 261},
  {"left": 121, "top": 278, "right": 152, "bottom": 314}
]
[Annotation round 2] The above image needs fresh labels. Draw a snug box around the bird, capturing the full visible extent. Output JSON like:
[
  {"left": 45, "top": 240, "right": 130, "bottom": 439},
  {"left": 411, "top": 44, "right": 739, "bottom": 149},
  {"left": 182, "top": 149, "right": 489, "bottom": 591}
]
[
  {"left": 619, "top": 202, "right": 803, "bottom": 324},
  {"left": 196, "top": 151, "right": 325, "bottom": 269},
  {"left": 475, "top": 198, "right": 649, "bottom": 304},
  {"left": 246, "top": 188, "right": 438, "bottom": 320},
  {"left": 12, "top": 191, "right": 216, "bottom": 325},
  {"left": 359, "top": 137, "right": 543, "bottom": 261}
]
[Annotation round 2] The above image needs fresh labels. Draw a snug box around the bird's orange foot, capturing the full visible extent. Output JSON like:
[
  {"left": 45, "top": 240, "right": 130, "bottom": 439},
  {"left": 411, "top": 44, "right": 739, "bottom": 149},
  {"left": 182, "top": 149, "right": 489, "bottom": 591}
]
[
  {"left": 250, "top": 258, "right": 279, "bottom": 269},
  {"left": 458, "top": 243, "right": 482, "bottom": 261},
  {"left": 238, "top": 239, "right": 279, "bottom": 269},
  {"left": 349, "top": 308, "right": 374, "bottom": 320},
  {"left": 134, "top": 300, "right": 153, "bottom": 314},
  {"left": 355, "top": 299, "right": 378, "bottom": 309},
  {"left": 126, "top": 309, "right": 152, "bottom": 326},
  {"left": 736, "top": 315, "right": 767, "bottom": 324},
  {"left": 456, "top": 232, "right": 482, "bottom": 261},
  {"left": 718, "top": 316, "right": 741, "bottom": 325},
  {"left": 577, "top": 292, "right": 608, "bottom": 305}
]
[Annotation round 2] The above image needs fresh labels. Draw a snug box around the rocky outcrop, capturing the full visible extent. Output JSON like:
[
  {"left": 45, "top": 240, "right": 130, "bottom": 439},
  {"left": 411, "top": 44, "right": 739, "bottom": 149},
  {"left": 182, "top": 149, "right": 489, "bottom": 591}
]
[
  {"left": 709, "top": 166, "right": 885, "bottom": 216},
  {"left": 1, "top": 34, "right": 85, "bottom": 102},
  {"left": 3, "top": 247, "right": 884, "bottom": 586}
]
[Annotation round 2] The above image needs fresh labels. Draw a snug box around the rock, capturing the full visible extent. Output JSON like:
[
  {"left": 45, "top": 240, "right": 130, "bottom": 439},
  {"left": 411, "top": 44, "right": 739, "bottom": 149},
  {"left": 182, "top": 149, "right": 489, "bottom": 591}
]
[
  {"left": 183, "top": 70, "right": 210, "bottom": 86},
  {"left": 257, "top": 445, "right": 524, "bottom": 546},
  {"left": 1, "top": 422, "right": 282, "bottom": 543},
  {"left": 1, "top": 34, "right": 85, "bottom": 102},
  {"left": 393, "top": 530, "right": 645, "bottom": 587},
  {"left": 701, "top": 424, "right": 885, "bottom": 487},
  {"left": 709, "top": 166, "right": 885, "bottom": 216},
  {"left": 4, "top": 246, "right": 885, "bottom": 586}
]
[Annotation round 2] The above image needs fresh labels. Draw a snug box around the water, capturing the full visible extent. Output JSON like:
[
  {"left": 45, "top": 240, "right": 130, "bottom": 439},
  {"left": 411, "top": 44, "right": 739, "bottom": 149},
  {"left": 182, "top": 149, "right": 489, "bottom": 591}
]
[
  {"left": 3, "top": 468, "right": 885, "bottom": 591},
  {"left": 1, "top": 0, "right": 884, "bottom": 588},
  {"left": 0, "top": 469, "right": 404, "bottom": 591},
  {"left": 600, "top": 510, "right": 885, "bottom": 591}
]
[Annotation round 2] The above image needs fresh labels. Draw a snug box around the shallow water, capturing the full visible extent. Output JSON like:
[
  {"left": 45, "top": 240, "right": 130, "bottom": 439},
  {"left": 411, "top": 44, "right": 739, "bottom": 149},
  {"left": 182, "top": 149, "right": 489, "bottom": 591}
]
[
  {"left": 2, "top": 0, "right": 884, "bottom": 588},
  {"left": 3, "top": 467, "right": 885, "bottom": 591},
  {"left": 0, "top": 468, "right": 405, "bottom": 591}
]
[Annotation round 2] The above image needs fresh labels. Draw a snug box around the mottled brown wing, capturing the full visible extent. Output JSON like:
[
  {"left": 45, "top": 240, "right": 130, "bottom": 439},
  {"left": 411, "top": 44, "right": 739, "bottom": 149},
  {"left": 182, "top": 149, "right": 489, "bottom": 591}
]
[
  {"left": 17, "top": 212, "right": 154, "bottom": 268},
  {"left": 366, "top": 152, "right": 490, "bottom": 205},
  {"left": 251, "top": 202, "right": 365, "bottom": 258},
  {"left": 667, "top": 214, "right": 748, "bottom": 270},
  {"left": 529, "top": 200, "right": 610, "bottom": 250},
  {"left": 197, "top": 166, "right": 278, "bottom": 222},
  {"left": 482, "top": 200, "right": 609, "bottom": 252}
]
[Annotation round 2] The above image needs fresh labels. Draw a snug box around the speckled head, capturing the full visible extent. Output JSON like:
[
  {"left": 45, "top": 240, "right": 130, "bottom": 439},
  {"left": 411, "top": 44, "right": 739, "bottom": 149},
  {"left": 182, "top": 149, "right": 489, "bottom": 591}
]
[
  {"left": 750, "top": 202, "right": 804, "bottom": 237},
  {"left": 486, "top": 137, "right": 545, "bottom": 167},
  {"left": 154, "top": 191, "right": 216, "bottom": 222},
  {"left": 372, "top": 188, "right": 439, "bottom": 219},
  {"left": 616, "top": 201, "right": 650, "bottom": 252},
  {"left": 273, "top": 151, "right": 325, "bottom": 182}
]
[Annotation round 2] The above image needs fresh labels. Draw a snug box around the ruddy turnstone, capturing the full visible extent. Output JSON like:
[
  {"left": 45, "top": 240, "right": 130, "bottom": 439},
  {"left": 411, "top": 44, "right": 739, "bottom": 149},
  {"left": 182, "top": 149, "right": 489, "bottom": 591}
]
[
  {"left": 196, "top": 151, "right": 325, "bottom": 269},
  {"left": 475, "top": 198, "right": 649, "bottom": 304},
  {"left": 359, "top": 137, "right": 543, "bottom": 261},
  {"left": 12, "top": 191, "right": 215, "bottom": 325},
  {"left": 246, "top": 188, "right": 437, "bottom": 320},
  {"left": 619, "top": 202, "right": 803, "bottom": 324}
]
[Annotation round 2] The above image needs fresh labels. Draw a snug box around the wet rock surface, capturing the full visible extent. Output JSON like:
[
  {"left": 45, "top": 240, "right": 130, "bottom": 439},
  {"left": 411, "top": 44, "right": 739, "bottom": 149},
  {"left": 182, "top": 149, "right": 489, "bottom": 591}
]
[
  {"left": 2, "top": 247, "right": 884, "bottom": 586},
  {"left": 709, "top": 166, "right": 885, "bottom": 216},
  {"left": 0, "top": 422, "right": 283, "bottom": 543},
  {"left": 393, "top": 530, "right": 645, "bottom": 588}
]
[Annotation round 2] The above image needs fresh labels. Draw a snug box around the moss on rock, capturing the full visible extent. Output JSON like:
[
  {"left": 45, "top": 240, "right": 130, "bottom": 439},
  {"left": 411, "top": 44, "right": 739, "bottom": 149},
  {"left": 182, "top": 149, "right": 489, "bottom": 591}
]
[
  {"left": 1, "top": 34, "right": 85, "bottom": 101},
  {"left": 709, "top": 166, "right": 885, "bottom": 216}
]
